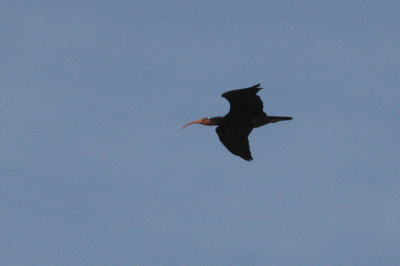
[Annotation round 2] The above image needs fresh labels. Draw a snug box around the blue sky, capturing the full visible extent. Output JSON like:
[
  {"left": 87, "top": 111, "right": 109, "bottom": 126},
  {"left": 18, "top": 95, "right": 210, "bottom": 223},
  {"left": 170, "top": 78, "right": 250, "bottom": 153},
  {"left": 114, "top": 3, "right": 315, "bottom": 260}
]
[{"left": 1, "top": 1, "right": 399, "bottom": 264}]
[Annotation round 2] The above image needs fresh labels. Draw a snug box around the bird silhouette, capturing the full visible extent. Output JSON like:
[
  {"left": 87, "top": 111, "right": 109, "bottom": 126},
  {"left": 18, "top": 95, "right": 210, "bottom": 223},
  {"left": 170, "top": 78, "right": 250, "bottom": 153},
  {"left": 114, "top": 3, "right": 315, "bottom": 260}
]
[{"left": 183, "top": 84, "right": 292, "bottom": 161}]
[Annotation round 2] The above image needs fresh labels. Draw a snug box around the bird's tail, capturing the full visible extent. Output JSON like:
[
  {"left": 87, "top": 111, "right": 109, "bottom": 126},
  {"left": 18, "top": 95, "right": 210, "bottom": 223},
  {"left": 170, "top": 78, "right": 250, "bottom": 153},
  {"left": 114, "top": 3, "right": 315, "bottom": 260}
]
[
  {"left": 252, "top": 116, "right": 292, "bottom": 127},
  {"left": 266, "top": 116, "right": 293, "bottom": 122}
]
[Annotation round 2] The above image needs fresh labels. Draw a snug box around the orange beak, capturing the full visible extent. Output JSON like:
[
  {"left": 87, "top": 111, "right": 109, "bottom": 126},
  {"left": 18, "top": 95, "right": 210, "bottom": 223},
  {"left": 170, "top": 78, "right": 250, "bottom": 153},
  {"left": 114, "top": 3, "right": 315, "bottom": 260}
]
[
  {"left": 182, "top": 119, "right": 203, "bottom": 129},
  {"left": 182, "top": 118, "right": 212, "bottom": 129}
]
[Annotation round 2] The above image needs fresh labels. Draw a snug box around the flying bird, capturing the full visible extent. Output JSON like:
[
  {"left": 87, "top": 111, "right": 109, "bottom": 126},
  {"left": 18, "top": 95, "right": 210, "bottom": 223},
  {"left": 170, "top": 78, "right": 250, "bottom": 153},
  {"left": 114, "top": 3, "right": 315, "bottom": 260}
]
[{"left": 182, "top": 84, "right": 292, "bottom": 161}]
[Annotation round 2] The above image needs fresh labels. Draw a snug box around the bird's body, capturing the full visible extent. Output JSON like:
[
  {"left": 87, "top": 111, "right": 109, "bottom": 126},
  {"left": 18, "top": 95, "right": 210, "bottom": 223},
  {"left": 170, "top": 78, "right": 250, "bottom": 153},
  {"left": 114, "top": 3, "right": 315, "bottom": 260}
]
[{"left": 183, "top": 84, "right": 292, "bottom": 161}]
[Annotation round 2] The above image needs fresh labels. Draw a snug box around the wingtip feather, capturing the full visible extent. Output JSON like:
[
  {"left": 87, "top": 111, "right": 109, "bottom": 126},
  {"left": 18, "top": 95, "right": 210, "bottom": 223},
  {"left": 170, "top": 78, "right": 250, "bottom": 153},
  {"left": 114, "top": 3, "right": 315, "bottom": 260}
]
[{"left": 221, "top": 83, "right": 263, "bottom": 98}]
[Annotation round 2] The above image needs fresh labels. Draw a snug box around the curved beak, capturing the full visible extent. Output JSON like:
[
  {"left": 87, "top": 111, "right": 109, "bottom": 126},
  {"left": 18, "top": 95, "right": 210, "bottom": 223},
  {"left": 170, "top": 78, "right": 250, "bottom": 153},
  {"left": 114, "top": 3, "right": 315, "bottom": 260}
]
[{"left": 182, "top": 119, "right": 203, "bottom": 129}]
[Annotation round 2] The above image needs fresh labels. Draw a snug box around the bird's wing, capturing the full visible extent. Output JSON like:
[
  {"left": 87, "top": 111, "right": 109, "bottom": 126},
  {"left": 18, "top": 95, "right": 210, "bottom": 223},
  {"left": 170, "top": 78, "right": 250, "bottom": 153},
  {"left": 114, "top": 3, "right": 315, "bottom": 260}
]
[
  {"left": 221, "top": 83, "right": 266, "bottom": 117},
  {"left": 216, "top": 125, "right": 253, "bottom": 161}
]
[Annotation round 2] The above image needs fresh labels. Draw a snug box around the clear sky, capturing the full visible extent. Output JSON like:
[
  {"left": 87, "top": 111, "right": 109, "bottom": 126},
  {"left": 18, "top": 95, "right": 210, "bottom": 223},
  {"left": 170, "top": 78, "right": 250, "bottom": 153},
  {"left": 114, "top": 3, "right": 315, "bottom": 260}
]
[{"left": 1, "top": 1, "right": 399, "bottom": 264}]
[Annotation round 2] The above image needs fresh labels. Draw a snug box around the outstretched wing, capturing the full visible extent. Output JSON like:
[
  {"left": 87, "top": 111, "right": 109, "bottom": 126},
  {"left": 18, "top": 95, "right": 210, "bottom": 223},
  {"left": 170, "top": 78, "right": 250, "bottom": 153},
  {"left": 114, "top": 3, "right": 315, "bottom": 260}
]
[
  {"left": 221, "top": 83, "right": 266, "bottom": 117},
  {"left": 216, "top": 125, "right": 253, "bottom": 161}
]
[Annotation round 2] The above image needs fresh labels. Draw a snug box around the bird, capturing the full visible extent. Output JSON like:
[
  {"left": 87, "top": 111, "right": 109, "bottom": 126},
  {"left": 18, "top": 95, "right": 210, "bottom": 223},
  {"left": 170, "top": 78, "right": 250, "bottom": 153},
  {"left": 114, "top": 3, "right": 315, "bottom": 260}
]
[{"left": 182, "top": 83, "right": 292, "bottom": 161}]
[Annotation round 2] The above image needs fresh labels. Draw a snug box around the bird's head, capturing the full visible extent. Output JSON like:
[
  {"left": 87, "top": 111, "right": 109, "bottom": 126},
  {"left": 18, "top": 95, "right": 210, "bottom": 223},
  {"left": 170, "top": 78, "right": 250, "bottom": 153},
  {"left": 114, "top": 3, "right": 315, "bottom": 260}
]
[{"left": 182, "top": 117, "right": 215, "bottom": 129}]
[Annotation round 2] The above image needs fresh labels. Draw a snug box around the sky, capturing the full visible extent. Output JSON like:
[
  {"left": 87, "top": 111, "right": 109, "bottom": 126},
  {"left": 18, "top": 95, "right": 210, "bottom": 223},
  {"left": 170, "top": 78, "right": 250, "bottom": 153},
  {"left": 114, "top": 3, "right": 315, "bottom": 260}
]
[{"left": 1, "top": 1, "right": 399, "bottom": 264}]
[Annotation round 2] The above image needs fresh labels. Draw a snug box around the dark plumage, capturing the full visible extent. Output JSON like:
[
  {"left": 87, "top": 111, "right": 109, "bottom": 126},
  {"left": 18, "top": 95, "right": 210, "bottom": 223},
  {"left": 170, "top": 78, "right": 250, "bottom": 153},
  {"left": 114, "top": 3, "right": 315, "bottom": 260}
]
[{"left": 183, "top": 84, "right": 292, "bottom": 161}]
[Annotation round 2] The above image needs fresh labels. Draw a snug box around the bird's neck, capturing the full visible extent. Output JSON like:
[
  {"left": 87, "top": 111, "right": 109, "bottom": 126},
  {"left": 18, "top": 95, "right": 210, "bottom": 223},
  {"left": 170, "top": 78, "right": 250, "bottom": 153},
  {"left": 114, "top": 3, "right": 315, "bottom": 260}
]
[{"left": 209, "top": 116, "right": 224, "bottom": 126}]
